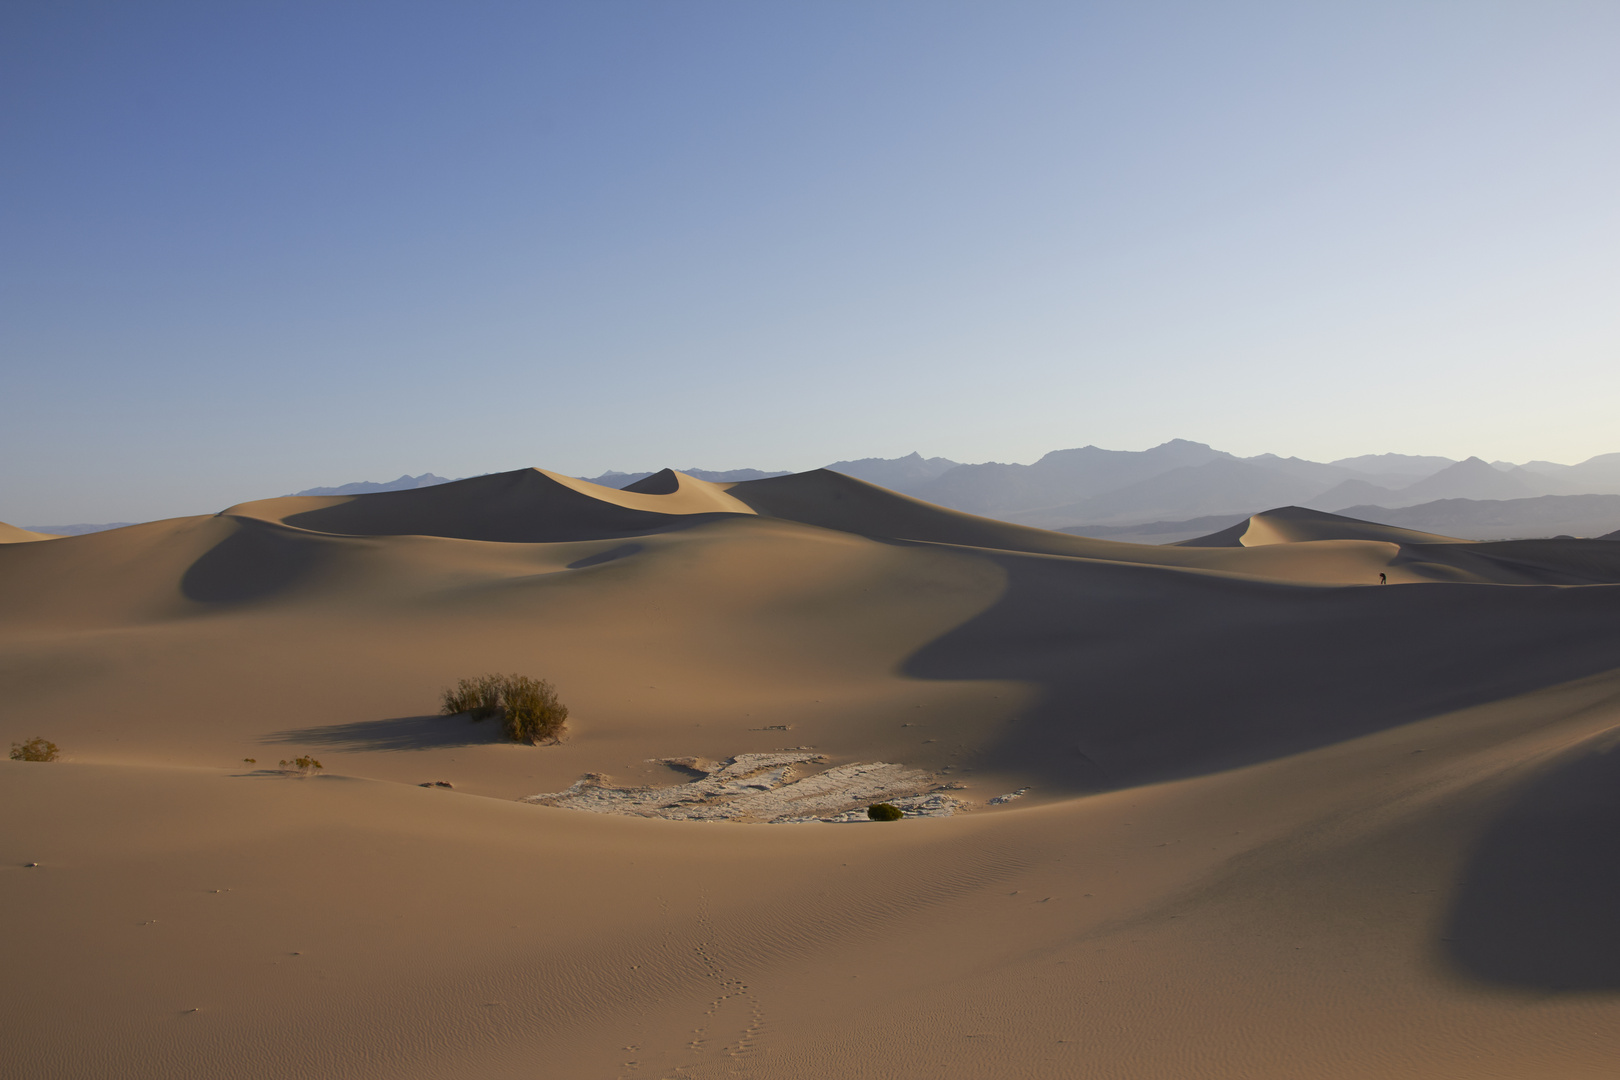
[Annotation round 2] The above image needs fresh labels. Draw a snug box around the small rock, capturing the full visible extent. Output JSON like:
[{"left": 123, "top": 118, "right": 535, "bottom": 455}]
[{"left": 24, "top": 862, "right": 39, "bottom": 868}]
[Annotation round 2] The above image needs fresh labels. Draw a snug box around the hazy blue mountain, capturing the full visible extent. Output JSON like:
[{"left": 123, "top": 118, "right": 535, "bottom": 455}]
[
  {"left": 1242, "top": 453, "right": 1379, "bottom": 486},
  {"left": 1552, "top": 452, "right": 1620, "bottom": 494},
  {"left": 1327, "top": 453, "right": 1455, "bottom": 478},
  {"left": 580, "top": 467, "right": 793, "bottom": 488},
  {"left": 1335, "top": 494, "right": 1620, "bottom": 540},
  {"left": 913, "top": 439, "right": 1232, "bottom": 516},
  {"left": 1300, "top": 478, "right": 1401, "bottom": 511},
  {"left": 821, "top": 452, "right": 960, "bottom": 494},
  {"left": 1380, "top": 457, "right": 1550, "bottom": 507},
  {"left": 1010, "top": 457, "right": 1328, "bottom": 528},
  {"left": 294, "top": 473, "right": 452, "bottom": 496}
]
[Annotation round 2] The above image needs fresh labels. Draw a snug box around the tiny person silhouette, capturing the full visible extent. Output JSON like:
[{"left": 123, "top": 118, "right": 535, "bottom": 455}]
[{"left": 1379, "top": 572, "right": 1387, "bottom": 584}]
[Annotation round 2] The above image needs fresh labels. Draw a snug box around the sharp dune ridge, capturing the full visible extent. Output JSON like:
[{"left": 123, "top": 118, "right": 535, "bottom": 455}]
[
  {"left": 0, "top": 520, "right": 63, "bottom": 543},
  {"left": 4, "top": 466, "right": 1620, "bottom": 1078}
]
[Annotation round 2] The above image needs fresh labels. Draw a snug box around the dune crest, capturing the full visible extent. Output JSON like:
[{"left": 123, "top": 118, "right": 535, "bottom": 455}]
[
  {"left": 219, "top": 467, "right": 754, "bottom": 543},
  {"left": 0, "top": 520, "right": 62, "bottom": 543},
  {"left": 1179, "top": 505, "right": 1468, "bottom": 547}
]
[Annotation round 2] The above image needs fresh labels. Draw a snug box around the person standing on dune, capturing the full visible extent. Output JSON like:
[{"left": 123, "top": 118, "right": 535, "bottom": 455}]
[{"left": 1380, "top": 572, "right": 1387, "bottom": 584}]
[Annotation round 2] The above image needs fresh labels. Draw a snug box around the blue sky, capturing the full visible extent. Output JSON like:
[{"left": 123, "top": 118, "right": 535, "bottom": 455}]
[{"left": 5, "top": 1, "right": 1619, "bottom": 522}]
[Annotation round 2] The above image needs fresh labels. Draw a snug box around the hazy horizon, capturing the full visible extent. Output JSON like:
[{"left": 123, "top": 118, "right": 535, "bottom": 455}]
[
  {"left": 15, "top": 436, "right": 1620, "bottom": 528},
  {"left": 7, "top": 2, "right": 1619, "bottom": 522}
]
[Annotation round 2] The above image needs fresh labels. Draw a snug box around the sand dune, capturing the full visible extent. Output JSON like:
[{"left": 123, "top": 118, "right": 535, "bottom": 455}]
[
  {"left": 230, "top": 467, "right": 756, "bottom": 542},
  {"left": 0, "top": 520, "right": 61, "bottom": 543},
  {"left": 4, "top": 467, "right": 1620, "bottom": 1077},
  {"left": 1179, "top": 504, "right": 1469, "bottom": 546}
]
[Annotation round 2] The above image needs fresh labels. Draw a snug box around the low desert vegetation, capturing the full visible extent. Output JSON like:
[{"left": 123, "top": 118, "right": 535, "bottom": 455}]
[
  {"left": 9, "top": 737, "right": 60, "bottom": 762},
  {"left": 867, "top": 802, "right": 904, "bottom": 821},
  {"left": 442, "top": 673, "right": 568, "bottom": 744},
  {"left": 279, "top": 755, "right": 323, "bottom": 775}
]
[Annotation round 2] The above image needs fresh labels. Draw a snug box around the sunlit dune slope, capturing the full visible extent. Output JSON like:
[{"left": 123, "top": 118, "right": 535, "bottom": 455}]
[
  {"left": 1180, "top": 504, "right": 1468, "bottom": 547},
  {"left": 0, "top": 520, "right": 61, "bottom": 543}
]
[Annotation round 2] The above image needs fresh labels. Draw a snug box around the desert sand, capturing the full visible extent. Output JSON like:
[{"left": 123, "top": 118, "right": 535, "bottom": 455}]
[
  {"left": 4, "top": 468, "right": 1620, "bottom": 1078},
  {"left": 0, "top": 521, "right": 62, "bottom": 543}
]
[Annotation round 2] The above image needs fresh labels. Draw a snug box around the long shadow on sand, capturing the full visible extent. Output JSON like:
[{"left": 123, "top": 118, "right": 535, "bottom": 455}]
[
  {"left": 1441, "top": 734, "right": 1620, "bottom": 990},
  {"left": 265, "top": 714, "right": 505, "bottom": 752},
  {"left": 902, "top": 551, "right": 1620, "bottom": 792}
]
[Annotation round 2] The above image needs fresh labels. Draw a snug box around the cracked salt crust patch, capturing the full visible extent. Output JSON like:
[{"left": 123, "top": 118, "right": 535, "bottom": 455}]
[{"left": 522, "top": 752, "right": 966, "bottom": 822}]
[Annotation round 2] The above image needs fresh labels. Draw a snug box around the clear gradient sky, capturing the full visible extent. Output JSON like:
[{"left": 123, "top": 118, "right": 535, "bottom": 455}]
[{"left": 5, "top": 2, "right": 1619, "bottom": 523}]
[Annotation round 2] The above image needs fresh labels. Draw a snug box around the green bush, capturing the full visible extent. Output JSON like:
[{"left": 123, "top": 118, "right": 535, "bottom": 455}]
[
  {"left": 9, "top": 737, "right": 59, "bottom": 762},
  {"left": 442, "top": 673, "right": 568, "bottom": 745},
  {"left": 867, "top": 802, "right": 903, "bottom": 822}
]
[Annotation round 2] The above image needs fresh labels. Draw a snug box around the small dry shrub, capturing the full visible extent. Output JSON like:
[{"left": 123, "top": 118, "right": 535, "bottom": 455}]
[
  {"left": 867, "top": 802, "right": 903, "bottom": 821},
  {"left": 279, "top": 755, "right": 323, "bottom": 775},
  {"left": 499, "top": 675, "right": 568, "bottom": 744},
  {"left": 442, "top": 675, "right": 503, "bottom": 721},
  {"left": 10, "top": 737, "right": 59, "bottom": 762},
  {"left": 441, "top": 673, "right": 568, "bottom": 744}
]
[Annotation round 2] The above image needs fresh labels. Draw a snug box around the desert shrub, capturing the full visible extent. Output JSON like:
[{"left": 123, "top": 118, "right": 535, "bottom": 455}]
[
  {"left": 499, "top": 675, "right": 568, "bottom": 744},
  {"left": 441, "top": 673, "right": 568, "bottom": 744},
  {"left": 867, "top": 802, "right": 903, "bottom": 822},
  {"left": 442, "top": 675, "right": 503, "bottom": 721},
  {"left": 279, "top": 755, "right": 323, "bottom": 775},
  {"left": 9, "top": 737, "right": 59, "bottom": 762}
]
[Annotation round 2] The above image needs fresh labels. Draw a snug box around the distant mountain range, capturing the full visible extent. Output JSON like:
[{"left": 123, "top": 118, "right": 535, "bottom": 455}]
[
  {"left": 1062, "top": 495, "right": 1620, "bottom": 545},
  {"left": 26, "top": 442, "right": 1620, "bottom": 540},
  {"left": 1335, "top": 494, "right": 1620, "bottom": 541},
  {"left": 291, "top": 473, "right": 455, "bottom": 496},
  {"left": 272, "top": 445, "right": 1620, "bottom": 530},
  {"left": 576, "top": 467, "right": 793, "bottom": 487}
]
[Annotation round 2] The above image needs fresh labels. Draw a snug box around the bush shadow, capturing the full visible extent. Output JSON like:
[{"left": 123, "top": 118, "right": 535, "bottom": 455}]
[
  {"left": 264, "top": 714, "right": 505, "bottom": 752},
  {"left": 1441, "top": 734, "right": 1620, "bottom": 991}
]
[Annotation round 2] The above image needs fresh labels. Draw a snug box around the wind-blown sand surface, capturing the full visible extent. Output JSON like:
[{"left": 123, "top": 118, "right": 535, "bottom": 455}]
[
  {"left": 4, "top": 469, "right": 1620, "bottom": 1078},
  {"left": 0, "top": 520, "right": 62, "bottom": 543}
]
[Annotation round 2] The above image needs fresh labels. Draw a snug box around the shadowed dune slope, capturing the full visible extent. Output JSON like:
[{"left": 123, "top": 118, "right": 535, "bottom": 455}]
[
  {"left": 909, "top": 545, "right": 1620, "bottom": 790},
  {"left": 729, "top": 468, "right": 1136, "bottom": 557},
  {"left": 729, "top": 470, "right": 1421, "bottom": 583},
  {"left": 0, "top": 515, "right": 236, "bottom": 626}
]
